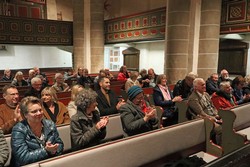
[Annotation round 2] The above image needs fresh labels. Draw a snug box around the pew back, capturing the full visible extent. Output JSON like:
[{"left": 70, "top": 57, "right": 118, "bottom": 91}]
[{"left": 35, "top": 119, "right": 217, "bottom": 167}]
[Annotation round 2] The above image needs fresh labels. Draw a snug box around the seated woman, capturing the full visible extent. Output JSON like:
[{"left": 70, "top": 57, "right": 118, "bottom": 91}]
[
  {"left": 70, "top": 89, "right": 109, "bottom": 150},
  {"left": 153, "top": 74, "right": 182, "bottom": 127},
  {"left": 211, "top": 81, "right": 237, "bottom": 110},
  {"left": 117, "top": 65, "right": 129, "bottom": 81},
  {"left": 232, "top": 76, "right": 250, "bottom": 105},
  {"left": 68, "top": 84, "right": 84, "bottom": 118},
  {"left": 11, "top": 96, "right": 63, "bottom": 166},
  {"left": 41, "top": 87, "right": 70, "bottom": 125},
  {"left": 120, "top": 86, "right": 158, "bottom": 136},
  {"left": 124, "top": 71, "right": 140, "bottom": 92},
  {"left": 52, "top": 73, "right": 70, "bottom": 93},
  {"left": 11, "top": 71, "right": 28, "bottom": 87}
]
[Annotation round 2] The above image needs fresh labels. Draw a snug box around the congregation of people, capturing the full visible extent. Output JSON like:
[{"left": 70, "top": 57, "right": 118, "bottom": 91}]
[{"left": 0, "top": 66, "right": 250, "bottom": 166}]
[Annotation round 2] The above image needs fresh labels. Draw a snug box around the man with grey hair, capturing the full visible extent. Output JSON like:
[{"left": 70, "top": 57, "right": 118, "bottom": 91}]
[
  {"left": 218, "top": 69, "right": 232, "bottom": 86},
  {"left": 24, "top": 77, "right": 43, "bottom": 98},
  {"left": 173, "top": 72, "right": 197, "bottom": 99},
  {"left": 211, "top": 81, "right": 237, "bottom": 110},
  {"left": 188, "top": 78, "right": 222, "bottom": 144},
  {"left": 26, "top": 69, "right": 36, "bottom": 86},
  {"left": 52, "top": 73, "right": 70, "bottom": 92},
  {"left": 0, "top": 68, "right": 13, "bottom": 81}
]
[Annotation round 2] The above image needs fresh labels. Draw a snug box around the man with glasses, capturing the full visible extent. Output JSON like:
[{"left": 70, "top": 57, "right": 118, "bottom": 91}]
[
  {"left": 24, "top": 77, "right": 43, "bottom": 98},
  {"left": 120, "top": 85, "right": 158, "bottom": 136},
  {"left": 0, "top": 85, "right": 22, "bottom": 134}
]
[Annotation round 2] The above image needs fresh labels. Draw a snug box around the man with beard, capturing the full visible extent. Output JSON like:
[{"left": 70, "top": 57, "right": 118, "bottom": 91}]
[
  {"left": 96, "top": 77, "right": 125, "bottom": 116},
  {"left": 0, "top": 85, "right": 22, "bottom": 134}
]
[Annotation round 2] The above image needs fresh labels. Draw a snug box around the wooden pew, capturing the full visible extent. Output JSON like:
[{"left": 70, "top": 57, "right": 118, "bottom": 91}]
[
  {"left": 26, "top": 119, "right": 222, "bottom": 167},
  {"left": 218, "top": 103, "right": 250, "bottom": 155},
  {"left": 4, "top": 114, "right": 124, "bottom": 167},
  {"left": 56, "top": 91, "right": 71, "bottom": 99}
]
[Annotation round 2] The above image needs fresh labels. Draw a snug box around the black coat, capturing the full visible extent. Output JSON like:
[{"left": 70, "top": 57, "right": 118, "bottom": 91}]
[{"left": 96, "top": 89, "right": 119, "bottom": 116}]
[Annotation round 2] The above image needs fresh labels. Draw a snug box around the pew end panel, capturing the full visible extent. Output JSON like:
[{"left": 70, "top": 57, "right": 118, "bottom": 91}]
[
  {"left": 176, "top": 100, "right": 188, "bottom": 123},
  {"left": 204, "top": 118, "right": 223, "bottom": 157},
  {"left": 219, "top": 109, "right": 247, "bottom": 155}
]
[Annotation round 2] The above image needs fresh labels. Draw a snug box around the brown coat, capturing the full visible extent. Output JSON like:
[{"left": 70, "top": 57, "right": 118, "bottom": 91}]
[
  {"left": 0, "top": 104, "right": 18, "bottom": 134},
  {"left": 42, "top": 101, "right": 70, "bottom": 125}
]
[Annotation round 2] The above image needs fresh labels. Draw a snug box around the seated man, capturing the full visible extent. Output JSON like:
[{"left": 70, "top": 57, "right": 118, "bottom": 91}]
[
  {"left": 0, "top": 85, "right": 22, "bottom": 134},
  {"left": 96, "top": 77, "right": 125, "bottom": 116},
  {"left": 26, "top": 69, "right": 36, "bottom": 86},
  {"left": 206, "top": 73, "right": 219, "bottom": 95},
  {"left": 173, "top": 72, "right": 197, "bottom": 99},
  {"left": 33, "top": 66, "right": 49, "bottom": 85},
  {"left": 138, "top": 68, "right": 158, "bottom": 88},
  {"left": 218, "top": 69, "right": 232, "bottom": 86},
  {"left": 52, "top": 73, "right": 70, "bottom": 92},
  {"left": 24, "top": 77, "right": 43, "bottom": 99},
  {"left": 120, "top": 85, "right": 158, "bottom": 136},
  {"left": 77, "top": 68, "right": 94, "bottom": 88},
  {"left": 211, "top": 81, "right": 237, "bottom": 110},
  {"left": 1, "top": 68, "right": 13, "bottom": 82},
  {"left": 188, "top": 78, "right": 222, "bottom": 144}
]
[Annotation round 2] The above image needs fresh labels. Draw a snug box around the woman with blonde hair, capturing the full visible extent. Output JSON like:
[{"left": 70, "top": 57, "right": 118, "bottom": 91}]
[
  {"left": 68, "top": 85, "right": 84, "bottom": 118},
  {"left": 11, "top": 71, "right": 28, "bottom": 87},
  {"left": 41, "top": 87, "right": 70, "bottom": 125}
]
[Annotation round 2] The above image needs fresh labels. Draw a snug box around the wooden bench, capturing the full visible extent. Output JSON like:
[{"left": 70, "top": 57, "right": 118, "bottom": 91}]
[
  {"left": 24, "top": 119, "right": 221, "bottom": 167},
  {"left": 218, "top": 103, "right": 250, "bottom": 155}
]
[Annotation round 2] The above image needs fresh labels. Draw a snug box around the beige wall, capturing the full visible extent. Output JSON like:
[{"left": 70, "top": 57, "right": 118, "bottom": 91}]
[
  {"left": 105, "top": 0, "right": 166, "bottom": 19},
  {"left": 47, "top": 0, "right": 73, "bottom": 21}
]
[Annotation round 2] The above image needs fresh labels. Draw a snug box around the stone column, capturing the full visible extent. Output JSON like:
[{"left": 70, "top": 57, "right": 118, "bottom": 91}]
[
  {"left": 198, "top": 0, "right": 221, "bottom": 79},
  {"left": 73, "top": 0, "right": 85, "bottom": 70},
  {"left": 90, "top": 0, "right": 104, "bottom": 73},
  {"left": 72, "top": 0, "right": 104, "bottom": 73},
  {"left": 165, "top": 0, "right": 221, "bottom": 83},
  {"left": 165, "top": 0, "right": 193, "bottom": 84}
]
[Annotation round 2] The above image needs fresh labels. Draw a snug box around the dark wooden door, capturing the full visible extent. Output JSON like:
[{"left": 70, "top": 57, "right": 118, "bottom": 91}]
[{"left": 122, "top": 47, "right": 140, "bottom": 71}]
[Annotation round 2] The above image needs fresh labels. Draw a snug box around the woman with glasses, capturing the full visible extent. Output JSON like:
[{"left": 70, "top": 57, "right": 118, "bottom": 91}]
[
  {"left": 11, "top": 96, "right": 63, "bottom": 166},
  {"left": 120, "top": 85, "right": 158, "bottom": 136}
]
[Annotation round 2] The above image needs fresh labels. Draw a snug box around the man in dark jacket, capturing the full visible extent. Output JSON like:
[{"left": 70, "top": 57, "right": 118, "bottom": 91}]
[
  {"left": 206, "top": 73, "right": 219, "bottom": 95},
  {"left": 173, "top": 72, "right": 197, "bottom": 99},
  {"left": 24, "top": 77, "right": 43, "bottom": 98},
  {"left": 96, "top": 77, "right": 125, "bottom": 116}
]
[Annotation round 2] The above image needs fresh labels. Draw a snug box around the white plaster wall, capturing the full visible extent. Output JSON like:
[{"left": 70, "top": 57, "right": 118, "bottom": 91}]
[
  {"left": 135, "top": 41, "right": 165, "bottom": 74},
  {"left": 0, "top": 45, "right": 72, "bottom": 70}
]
